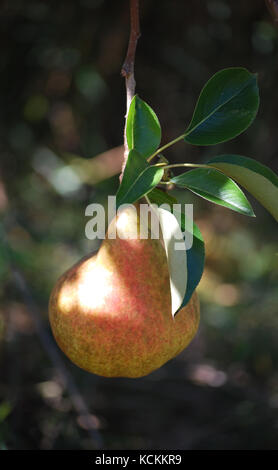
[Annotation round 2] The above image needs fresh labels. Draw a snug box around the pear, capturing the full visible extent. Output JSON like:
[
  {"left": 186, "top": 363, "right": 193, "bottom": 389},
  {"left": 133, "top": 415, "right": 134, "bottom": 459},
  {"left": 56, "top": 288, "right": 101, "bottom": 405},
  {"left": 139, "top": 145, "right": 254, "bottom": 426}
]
[{"left": 49, "top": 204, "right": 200, "bottom": 378}]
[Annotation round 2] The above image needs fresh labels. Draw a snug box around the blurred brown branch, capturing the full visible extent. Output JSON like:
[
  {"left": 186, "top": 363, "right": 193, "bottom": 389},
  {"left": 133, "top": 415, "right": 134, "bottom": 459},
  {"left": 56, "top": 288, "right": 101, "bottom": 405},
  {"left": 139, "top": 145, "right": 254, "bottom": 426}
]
[
  {"left": 68, "top": 145, "right": 124, "bottom": 185},
  {"left": 265, "top": 0, "right": 278, "bottom": 24}
]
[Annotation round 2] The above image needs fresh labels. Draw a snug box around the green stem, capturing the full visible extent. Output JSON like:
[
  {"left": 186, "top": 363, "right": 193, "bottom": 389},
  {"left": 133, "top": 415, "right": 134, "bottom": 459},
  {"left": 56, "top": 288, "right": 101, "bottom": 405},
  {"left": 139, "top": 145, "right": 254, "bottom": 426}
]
[
  {"left": 155, "top": 162, "right": 212, "bottom": 171},
  {"left": 147, "top": 134, "right": 185, "bottom": 163}
]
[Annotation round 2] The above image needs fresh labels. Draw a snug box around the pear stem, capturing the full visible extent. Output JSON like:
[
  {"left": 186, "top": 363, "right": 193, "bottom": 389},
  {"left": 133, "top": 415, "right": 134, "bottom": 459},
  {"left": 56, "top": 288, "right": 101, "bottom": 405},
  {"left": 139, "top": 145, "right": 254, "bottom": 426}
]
[{"left": 120, "top": 0, "right": 141, "bottom": 181}]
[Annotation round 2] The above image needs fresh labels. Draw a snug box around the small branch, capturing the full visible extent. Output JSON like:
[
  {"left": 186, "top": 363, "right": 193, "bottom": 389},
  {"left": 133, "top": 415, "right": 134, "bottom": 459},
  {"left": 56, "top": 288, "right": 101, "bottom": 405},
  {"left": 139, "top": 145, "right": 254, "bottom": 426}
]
[
  {"left": 120, "top": 0, "right": 141, "bottom": 180},
  {"left": 121, "top": 0, "right": 140, "bottom": 81},
  {"left": 265, "top": 0, "right": 278, "bottom": 25}
]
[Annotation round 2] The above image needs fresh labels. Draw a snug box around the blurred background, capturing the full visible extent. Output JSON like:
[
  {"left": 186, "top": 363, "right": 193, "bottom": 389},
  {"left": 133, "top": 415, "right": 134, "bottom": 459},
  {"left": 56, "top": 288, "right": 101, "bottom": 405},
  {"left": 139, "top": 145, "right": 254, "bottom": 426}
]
[{"left": 0, "top": 0, "right": 278, "bottom": 450}]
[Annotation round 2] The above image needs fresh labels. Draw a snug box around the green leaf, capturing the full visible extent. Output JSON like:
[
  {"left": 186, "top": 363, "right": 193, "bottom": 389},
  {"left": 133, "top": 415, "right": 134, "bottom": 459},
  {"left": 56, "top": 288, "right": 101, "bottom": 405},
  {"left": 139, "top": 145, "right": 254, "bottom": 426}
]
[
  {"left": 156, "top": 207, "right": 188, "bottom": 317},
  {"left": 171, "top": 168, "right": 255, "bottom": 216},
  {"left": 148, "top": 188, "right": 178, "bottom": 206},
  {"left": 117, "top": 149, "right": 148, "bottom": 202},
  {"left": 171, "top": 209, "right": 205, "bottom": 309},
  {"left": 116, "top": 149, "right": 164, "bottom": 208},
  {"left": 184, "top": 68, "right": 259, "bottom": 146},
  {"left": 179, "top": 221, "right": 205, "bottom": 309},
  {"left": 126, "top": 95, "right": 161, "bottom": 158},
  {"left": 207, "top": 154, "right": 278, "bottom": 221},
  {"left": 146, "top": 190, "right": 205, "bottom": 308}
]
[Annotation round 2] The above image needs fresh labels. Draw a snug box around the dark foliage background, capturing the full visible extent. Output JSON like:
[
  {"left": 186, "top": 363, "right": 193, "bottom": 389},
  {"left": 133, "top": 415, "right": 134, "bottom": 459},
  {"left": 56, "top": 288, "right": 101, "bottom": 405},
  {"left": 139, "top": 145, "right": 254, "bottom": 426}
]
[{"left": 0, "top": 0, "right": 278, "bottom": 450}]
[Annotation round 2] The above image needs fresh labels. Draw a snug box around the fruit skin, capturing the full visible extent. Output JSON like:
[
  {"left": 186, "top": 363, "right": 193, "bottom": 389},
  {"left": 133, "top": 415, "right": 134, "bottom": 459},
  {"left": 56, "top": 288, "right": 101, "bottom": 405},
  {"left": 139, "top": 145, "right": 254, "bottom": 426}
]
[{"left": 49, "top": 205, "right": 200, "bottom": 378}]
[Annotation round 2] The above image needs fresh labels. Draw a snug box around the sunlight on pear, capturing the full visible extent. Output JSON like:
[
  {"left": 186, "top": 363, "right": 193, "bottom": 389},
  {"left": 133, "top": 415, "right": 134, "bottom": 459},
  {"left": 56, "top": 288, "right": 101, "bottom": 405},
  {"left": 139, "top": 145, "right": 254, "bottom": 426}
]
[
  {"left": 115, "top": 209, "right": 138, "bottom": 239},
  {"left": 78, "top": 264, "right": 113, "bottom": 311},
  {"left": 58, "top": 283, "right": 75, "bottom": 313}
]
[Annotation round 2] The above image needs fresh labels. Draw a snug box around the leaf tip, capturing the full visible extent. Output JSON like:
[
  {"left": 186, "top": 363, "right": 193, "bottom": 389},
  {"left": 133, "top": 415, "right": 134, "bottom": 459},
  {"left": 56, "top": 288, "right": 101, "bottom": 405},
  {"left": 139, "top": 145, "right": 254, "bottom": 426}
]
[{"left": 246, "top": 208, "right": 256, "bottom": 218}]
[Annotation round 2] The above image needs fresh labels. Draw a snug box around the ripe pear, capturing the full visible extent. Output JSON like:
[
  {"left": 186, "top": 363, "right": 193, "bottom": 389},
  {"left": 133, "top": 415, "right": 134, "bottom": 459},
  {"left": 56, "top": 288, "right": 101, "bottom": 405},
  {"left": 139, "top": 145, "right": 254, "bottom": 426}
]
[{"left": 49, "top": 204, "right": 200, "bottom": 378}]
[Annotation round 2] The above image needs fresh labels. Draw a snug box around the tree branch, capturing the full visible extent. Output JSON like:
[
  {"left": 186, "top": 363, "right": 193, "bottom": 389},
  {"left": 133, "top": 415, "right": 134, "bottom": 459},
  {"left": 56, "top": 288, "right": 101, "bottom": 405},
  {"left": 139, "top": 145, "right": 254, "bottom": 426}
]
[
  {"left": 265, "top": 0, "right": 278, "bottom": 24},
  {"left": 120, "top": 0, "right": 141, "bottom": 180}
]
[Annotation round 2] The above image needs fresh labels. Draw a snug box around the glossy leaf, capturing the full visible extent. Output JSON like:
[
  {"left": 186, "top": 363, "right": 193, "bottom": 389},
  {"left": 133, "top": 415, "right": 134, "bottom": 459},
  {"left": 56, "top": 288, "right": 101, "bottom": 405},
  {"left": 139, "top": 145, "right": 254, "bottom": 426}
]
[
  {"left": 126, "top": 95, "right": 161, "bottom": 158},
  {"left": 116, "top": 149, "right": 164, "bottom": 208},
  {"left": 184, "top": 68, "right": 259, "bottom": 146},
  {"left": 148, "top": 187, "right": 178, "bottom": 206},
  {"left": 179, "top": 220, "right": 205, "bottom": 309},
  {"left": 171, "top": 168, "right": 255, "bottom": 216},
  {"left": 207, "top": 154, "right": 278, "bottom": 221},
  {"left": 146, "top": 189, "right": 205, "bottom": 308},
  {"left": 156, "top": 207, "right": 188, "bottom": 317},
  {"left": 117, "top": 149, "right": 148, "bottom": 203}
]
